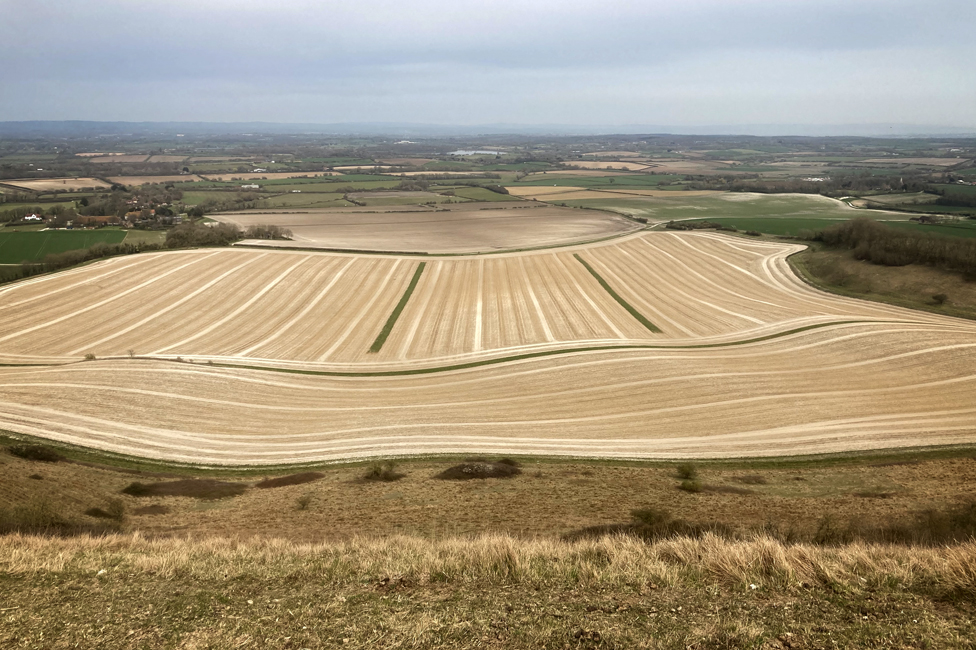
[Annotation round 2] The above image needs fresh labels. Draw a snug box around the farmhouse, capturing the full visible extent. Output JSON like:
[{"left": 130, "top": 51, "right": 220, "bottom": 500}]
[
  {"left": 24, "top": 214, "right": 43, "bottom": 221},
  {"left": 241, "top": 184, "right": 260, "bottom": 189}
]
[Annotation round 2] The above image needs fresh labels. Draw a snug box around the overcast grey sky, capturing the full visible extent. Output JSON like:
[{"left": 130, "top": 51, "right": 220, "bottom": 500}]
[{"left": 2, "top": 0, "right": 974, "bottom": 130}]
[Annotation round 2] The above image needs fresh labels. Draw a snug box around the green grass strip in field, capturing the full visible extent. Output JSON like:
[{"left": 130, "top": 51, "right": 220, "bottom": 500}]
[
  {"left": 368, "top": 261, "right": 426, "bottom": 353},
  {"left": 573, "top": 253, "right": 662, "bottom": 333},
  {"left": 207, "top": 319, "right": 885, "bottom": 378}
]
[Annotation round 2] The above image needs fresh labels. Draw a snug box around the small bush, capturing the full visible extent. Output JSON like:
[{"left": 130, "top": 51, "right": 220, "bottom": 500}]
[
  {"left": 85, "top": 499, "right": 126, "bottom": 522},
  {"left": 733, "top": 474, "right": 768, "bottom": 485},
  {"left": 745, "top": 230, "right": 762, "bottom": 237},
  {"left": 362, "top": 462, "right": 405, "bottom": 482},
  {"left": 83, "top": 353, "right": 96, "bottom": 361},
  {"left": 678, "top": 479, "right": 703, "bottom": 493},
  {"left": 703, "top": 484, "right": 754, "bottom": 495},
  {"left": 9, "top": 444, "right": 65, "bottom": 463},
  {"left": 435, "top": 461, "right": 522, "bottom": 480},
  {"left": 255, "top": 472, "right": 325, "bottom": 489},
  {"left": 28, "top": 474, "right": 43, "bottom": 480},
  {"left": 296, "top": 494, "right": 313, "bottom": 511},
  {"left": 122, "top": 479, "right": 247, "bottom": 500},
  {"left": 932, "top": 293, "right": 948, "bottom": 305},
  {"left": 675, "top": 462, "right": 698, "bottom": 480}
]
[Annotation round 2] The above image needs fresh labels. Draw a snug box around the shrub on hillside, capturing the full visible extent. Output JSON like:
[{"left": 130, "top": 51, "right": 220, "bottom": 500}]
[
  {"left": 244, "top": 224, "right": 293, "bottom": 240},
  {"left": 122, "top": 479, "right": 247, "bottom": 500},
  {"left": 361, "top": 462, "right": 405, "bottom": 482},
  {"left": 255, "top": 472, "right": 325, "bottom": 489},
  {"left": 164, "top": 222, "right": 241, "bottom": 248},
  {"left": 8, "top": 444, "right": 65, "bottom": 463},
  {"left": 435, "top": 461, "right": 522, "bottom": 480}
]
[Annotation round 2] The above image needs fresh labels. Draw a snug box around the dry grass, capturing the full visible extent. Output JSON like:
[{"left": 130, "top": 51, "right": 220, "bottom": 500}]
[
  {"left": 3, "top": 450, "right": 976, "bottom": 543},
  {"left": 254, "top": 471, "right": 325, "bottom": 489},
  {"left": 794, "top": 247, "right": 976, "bottom": 321},
  {"left": 0, "top": 532, "right": 974, "bottom": 648}
]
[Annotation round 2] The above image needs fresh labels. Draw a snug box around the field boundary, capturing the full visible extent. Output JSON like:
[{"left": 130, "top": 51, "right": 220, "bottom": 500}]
[
  {"left": 573, "top": 253, "right": 662, "bottom": 333},
  {"left": 3, "top": 428, "right": 975, "bottom": 476},
  {"left": 369, "top": 261, "right": 426, "bottom": 353},
  {"left": 171, "top": 319, "right": 886, "bottom": 377}
]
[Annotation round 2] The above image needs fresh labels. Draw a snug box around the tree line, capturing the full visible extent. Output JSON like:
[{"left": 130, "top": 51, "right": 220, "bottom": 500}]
[{"left": 816, "top": 217, "right": 976, "bottom": 277}]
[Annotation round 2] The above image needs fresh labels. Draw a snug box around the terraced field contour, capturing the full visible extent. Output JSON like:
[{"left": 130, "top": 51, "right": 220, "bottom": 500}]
[{"left": 1, "top": 232, "right": 973, "bottom": 464}]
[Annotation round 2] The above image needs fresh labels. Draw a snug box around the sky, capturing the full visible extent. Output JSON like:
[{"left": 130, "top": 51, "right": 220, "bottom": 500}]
[{"left": 1, "top": 0, "right": 975, "bottom": 133}]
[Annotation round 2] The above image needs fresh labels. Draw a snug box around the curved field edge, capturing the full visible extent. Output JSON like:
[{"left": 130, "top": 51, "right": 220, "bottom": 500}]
[
  {"left": 2, "top": 429, "right": 975, "bottom": 477},
  {"left": 231, "top": 219, "right": 646, "bottom": 257}
]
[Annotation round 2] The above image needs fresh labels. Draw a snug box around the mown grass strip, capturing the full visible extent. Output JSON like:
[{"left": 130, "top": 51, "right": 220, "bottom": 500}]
[
  {"left": 574, "top": 253, "right": 661, "bottom": 333},
  {"left": 368, "top": 261, "right": 426, "bottom": 353},
  {"left": 206, "top": 319, "right": 886, "bottom": 378}
]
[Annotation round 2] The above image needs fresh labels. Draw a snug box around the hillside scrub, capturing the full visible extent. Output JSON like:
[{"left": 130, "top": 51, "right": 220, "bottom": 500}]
[
  {"left": 164, "top": 221, "right": 241, "bottom": 248},
  {"left": 244, "top": 224, "right": 293, "bottom": 240},
  {"left": 816, "top": 217, "right": 976, "bottom": 276}
]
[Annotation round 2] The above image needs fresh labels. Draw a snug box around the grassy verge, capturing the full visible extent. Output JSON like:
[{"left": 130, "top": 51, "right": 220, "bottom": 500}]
[
  {"left": 369, "top": 262, "right": 426, "bottom": 353},
  {"left": 1, "top": 533, "right": 974, "bottom": 649},
  {"left": 573, "top": 254, "right": 661, "bottom": 332},
  {"left": 789, "top": 246, "right": 976, "bottom": 322}
]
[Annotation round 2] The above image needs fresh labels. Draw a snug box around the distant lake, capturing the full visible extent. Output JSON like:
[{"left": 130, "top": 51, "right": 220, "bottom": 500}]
[{"left": 449, "top": 150, "right": 501, "bottom": 155}]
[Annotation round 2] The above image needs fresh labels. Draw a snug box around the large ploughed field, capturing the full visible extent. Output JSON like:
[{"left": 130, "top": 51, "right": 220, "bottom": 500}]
[{"left": 1, "top": 231, "right": 973, "bottom": 464}]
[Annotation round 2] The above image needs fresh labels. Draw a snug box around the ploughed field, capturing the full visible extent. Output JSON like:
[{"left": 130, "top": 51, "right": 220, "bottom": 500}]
[
  {"left": 0, "top": 232, "right": 974, "bottom": 464},
  {"left": 217, "top": 202, "right": 638, "bottom": 253}
]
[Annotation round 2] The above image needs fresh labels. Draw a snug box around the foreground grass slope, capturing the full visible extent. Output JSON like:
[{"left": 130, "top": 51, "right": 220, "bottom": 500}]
[{"left": 1, "top": 533, "right": 974, "bottom": 649}]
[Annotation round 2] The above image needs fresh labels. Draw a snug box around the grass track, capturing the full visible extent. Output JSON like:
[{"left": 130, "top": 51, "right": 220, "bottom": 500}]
[
  {"left": 368, "top": 261, "right": 426, "bottom": 353},
  {"left": 207, "top": 319, "right": 876, "bottom": 377},
  {"left": 573, "top": 253, "right": 662, "bottom": 333}
]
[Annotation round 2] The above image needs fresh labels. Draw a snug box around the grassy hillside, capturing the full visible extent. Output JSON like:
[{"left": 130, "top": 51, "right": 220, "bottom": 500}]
[{"left": 2, "top": 533, "right": 974, "bottom": 649}]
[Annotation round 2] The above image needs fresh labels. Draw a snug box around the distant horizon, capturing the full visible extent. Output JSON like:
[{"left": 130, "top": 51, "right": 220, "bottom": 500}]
[
  {"left": 3, "top": 1, "right": 973, "bottom": 132},
  {"left": 2, "top": 120, "right": 975, "bottom": 140}
]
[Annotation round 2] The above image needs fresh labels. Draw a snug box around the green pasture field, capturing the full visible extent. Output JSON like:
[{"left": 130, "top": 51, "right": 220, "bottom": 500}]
[
  {"left": 886, "top": 219, "right": 976, "bottom": 238},
  {"left": 332, "top": 174, "right": 404, "bottom": 183},
  {"left": 676, "top": 217, "right": 847, "bottom": 237},
  {"left": 422, "top": 161, "right": 476, "bottom": 171},
  {"left": 677, "top": 216, "right": 976, "bottom": 239},
  {"left": 255, "top": 193, "right": 351, "bottom": 209},
  {"left": 857, "top": 192, "right": 940, "bottom": 205},
  {"left": 121, "top": 229, "right": 167, "bottom": 246},
  {"left": 1, "top": 224, "right": 47, "bottom": 232},
  {"left": 354, "top": 195, "right": 455, "bottom": 207},
  {"left": 934, "top": 183, "right": 976, "bottom": 197},
  {"left": 0, "top": 200, "right": 79, "bottom": 212},
  {"left": 561, "top": 193, "right": 860, "bottom": 222},
  {"left": 0, "top": 229, "right": 127, "bottom": 264},
  {"left": 515, "top": 174, "right": 676, "bottom": 188},
  {"left": 879, "top": 204, "right": 976, "bottom": 217}
]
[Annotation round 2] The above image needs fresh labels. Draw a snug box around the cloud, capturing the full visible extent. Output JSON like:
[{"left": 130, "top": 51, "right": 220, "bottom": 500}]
[{"left": 1, "top": 0, "right": 973, "bottom": 127}]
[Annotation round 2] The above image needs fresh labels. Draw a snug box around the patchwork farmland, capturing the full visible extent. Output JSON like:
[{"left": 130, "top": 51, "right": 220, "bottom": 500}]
[{"left": 0, "top": 231, "right": 974, "bottom": 464}]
